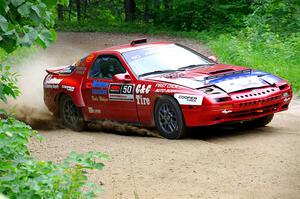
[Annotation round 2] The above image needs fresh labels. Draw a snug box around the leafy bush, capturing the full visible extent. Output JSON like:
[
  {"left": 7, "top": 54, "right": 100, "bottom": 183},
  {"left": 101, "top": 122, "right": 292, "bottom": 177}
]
[
  {"left": 245, "top": 0, "right": 300, "bottom": 37},
  {"left": 0, "top": 117, "right": 108, "bottom": 198},
  {"left": 0, "top": 0, "right": 69, "bottom": 53},
  {"left": 1, "top": 2, "right": 108, "bottom": 197},
  {"left": 0, "top": 65, "right": 20, "bottom": 104}
]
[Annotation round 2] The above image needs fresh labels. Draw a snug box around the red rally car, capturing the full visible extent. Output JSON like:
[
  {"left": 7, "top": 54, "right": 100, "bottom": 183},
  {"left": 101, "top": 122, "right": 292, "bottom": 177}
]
[{"left": 43, "top": 38, "right": 292, "bottom": 139}]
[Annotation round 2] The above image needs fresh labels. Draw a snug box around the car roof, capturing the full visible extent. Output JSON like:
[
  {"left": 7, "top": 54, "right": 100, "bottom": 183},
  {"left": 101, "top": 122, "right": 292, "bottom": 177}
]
[{"left": 93, "top": 41, "right": 175, "bottom": 54}]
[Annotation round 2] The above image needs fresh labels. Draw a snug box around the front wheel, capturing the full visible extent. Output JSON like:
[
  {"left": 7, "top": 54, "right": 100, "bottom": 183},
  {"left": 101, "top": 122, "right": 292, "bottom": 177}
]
[
  {"left": 59, "top": 95, "right": 86, "bottom": 131},
  {"left": 154, "top": 96, "right": 187, "bottom": 139}
]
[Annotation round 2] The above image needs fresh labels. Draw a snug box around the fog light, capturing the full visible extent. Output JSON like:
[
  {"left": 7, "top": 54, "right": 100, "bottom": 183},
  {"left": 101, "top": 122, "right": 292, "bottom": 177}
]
[{"left": 282, "top": 92, "right": 289, "bottom": 98}]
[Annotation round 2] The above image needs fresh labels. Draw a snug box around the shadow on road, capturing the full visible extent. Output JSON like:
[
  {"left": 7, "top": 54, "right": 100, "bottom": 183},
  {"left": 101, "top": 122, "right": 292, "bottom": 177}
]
[{"left": 188, "top": 125, "right": 274, "bottom": 141}]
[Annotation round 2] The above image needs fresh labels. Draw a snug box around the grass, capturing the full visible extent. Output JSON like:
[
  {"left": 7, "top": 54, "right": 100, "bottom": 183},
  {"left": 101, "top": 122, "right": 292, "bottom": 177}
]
[{"left": 208, "top": 34, "right": 300, "bottom": 94}]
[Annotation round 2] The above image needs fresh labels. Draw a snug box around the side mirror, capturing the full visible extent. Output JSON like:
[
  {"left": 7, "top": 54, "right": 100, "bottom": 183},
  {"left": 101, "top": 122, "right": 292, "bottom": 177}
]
[
  {"left": 113, "top": 73, "right": 132, "bottom": 83},
  {"left": 208, "top": 55, "right": 218, "bottom": 63}
]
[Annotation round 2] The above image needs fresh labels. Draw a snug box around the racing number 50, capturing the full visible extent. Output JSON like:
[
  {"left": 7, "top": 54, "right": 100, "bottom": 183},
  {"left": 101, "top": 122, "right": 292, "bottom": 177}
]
[{"left": 122, "top": 85, "right": 133, "bottom": 94}]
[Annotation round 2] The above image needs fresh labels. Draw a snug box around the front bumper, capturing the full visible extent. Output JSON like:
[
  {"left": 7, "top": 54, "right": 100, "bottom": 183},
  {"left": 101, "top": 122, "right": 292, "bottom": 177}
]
[{"left": 181, "top": 87, "right": 292, "bottom": 127}]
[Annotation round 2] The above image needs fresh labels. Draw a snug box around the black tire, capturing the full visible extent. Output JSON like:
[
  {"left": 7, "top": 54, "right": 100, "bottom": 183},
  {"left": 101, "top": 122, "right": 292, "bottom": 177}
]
[
  {"left": 59, "top": 95, "right": 86, "bottom": 131},
  {"left": 240, "top": 114, "right": 274, "bottom": 129},
  {"left": 154, "top": 96, "right": 187, "bottom": 139}
]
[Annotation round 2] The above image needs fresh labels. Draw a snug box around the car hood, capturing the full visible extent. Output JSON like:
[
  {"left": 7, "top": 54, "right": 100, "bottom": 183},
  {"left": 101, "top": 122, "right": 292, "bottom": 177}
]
[{"left": 146, "top": 64, "right": 282, "bottom": 93}]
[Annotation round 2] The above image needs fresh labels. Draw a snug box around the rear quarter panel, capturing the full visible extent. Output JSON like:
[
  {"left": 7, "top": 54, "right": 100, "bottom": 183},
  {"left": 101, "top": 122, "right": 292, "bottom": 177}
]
[{"left": 43, "top": 69, "right": 86, "bottom": 115}]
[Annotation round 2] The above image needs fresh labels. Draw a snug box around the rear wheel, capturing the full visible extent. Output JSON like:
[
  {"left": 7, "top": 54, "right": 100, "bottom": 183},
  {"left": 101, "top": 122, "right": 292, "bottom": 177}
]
[
  {"left": 154, "top": 96, "right": 187, "bottom": 139},
  {"left": 59, "top": 95, "right": 86, "bottom": 131}
]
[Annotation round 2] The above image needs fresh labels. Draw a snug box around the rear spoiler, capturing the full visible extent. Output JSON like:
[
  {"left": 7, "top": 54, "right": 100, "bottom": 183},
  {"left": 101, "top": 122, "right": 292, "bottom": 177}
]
[
  {"left": 46, "top": 69, "right": 59, "bottom": 75},
  {"left": 46, "top": 65, "right": 75, "bottom": 75}
]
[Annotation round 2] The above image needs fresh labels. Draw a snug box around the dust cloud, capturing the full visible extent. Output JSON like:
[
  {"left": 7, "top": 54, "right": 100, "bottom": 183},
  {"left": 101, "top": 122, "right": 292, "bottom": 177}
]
[
  {"left": 2, "top": 49, "right": 70, "bottom": 130},
  {"left": 88, "top": 120, "right": 162, "bottom": 138},
  {"left": 1, "top": 32, "right": 160, "bottom": 137}
]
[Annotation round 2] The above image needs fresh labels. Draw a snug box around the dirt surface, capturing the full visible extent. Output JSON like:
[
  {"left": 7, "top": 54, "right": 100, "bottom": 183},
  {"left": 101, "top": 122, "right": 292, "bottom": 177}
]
[{"left": 10, "top": 32, "right": 300, "bottom": 198}]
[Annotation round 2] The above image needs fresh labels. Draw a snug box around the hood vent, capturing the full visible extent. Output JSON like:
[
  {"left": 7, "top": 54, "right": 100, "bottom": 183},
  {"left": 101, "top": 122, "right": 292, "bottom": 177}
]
[
  {"left": 205, "top": 69, "right": 252, "bottom": 81},
  {"left": 209, "top": 69, "right": 235, "bottom": 75}
]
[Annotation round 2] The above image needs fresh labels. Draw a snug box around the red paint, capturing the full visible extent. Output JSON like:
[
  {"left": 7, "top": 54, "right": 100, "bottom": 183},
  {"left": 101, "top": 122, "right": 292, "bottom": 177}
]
[{"left": 43, "top": 41, "right": 293, "bottom": 128}]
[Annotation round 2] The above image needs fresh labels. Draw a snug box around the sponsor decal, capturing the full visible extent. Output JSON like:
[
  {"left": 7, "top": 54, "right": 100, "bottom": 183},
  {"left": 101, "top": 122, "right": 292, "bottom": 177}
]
[
  {"left": 136, "top": 84, "right": 151, "bottom": 94},
  {"left": 109, "top": 84, "right": 135, "bottom": 102},
  {"left": 155, "top": 83, "right": 179, "bottom": 89},
  {"left": 44, "top": 77, "right": 63, "bottom": 85},
  {"left": 86, "top": 54, "right": 95, "bottom": 63},
  {"left": 109, "top": 84, "right": 122, "bottom": 93},
  {"left": 76, "top": 66, "right": 86, "bottom": 74},
  {"left": 44, "top": 76, "right": 62, "bottom": 89},
  {"left": 88, "top": 107, "right": 101, "bottom": 114},
  {"left": 214, "top": 76, "right": 267, "bottom": 93},
  {"left": 92, "top": 95, "right": 109, "bottom": 102},
  {"left": 136, "top": 95, "right": 150, "bottom": 105},
  {"left": 91, "top": 81, "right": 109, "bottom": 95},
  {"left": 155, "top": 89, "right": 177, "bottom": 93},
  {"left": 174, "top": 94, "right": 203, "bottom": 105},
  {"left": 61, "top": 85, "right": 75, "bottom": 92},
  {"left": 92, "top": 81, "right": 109, "bottom": 88},
  {"left": 44, "top": 84, "right": 59, "bottom": 89},
  {"left": 92, "top": 89, "right": 107, "bottom": 95}
]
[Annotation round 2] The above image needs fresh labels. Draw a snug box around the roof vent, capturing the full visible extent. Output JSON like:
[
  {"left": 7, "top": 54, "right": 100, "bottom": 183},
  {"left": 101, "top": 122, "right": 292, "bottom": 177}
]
[{"left": 130, "top": 38, "right": 147, "bottom": 46}]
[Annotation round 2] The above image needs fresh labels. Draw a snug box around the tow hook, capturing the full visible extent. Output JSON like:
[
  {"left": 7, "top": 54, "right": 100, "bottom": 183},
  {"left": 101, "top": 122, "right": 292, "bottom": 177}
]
[{"left": 222, "top": 109, "right": 232, "bottom": 114}]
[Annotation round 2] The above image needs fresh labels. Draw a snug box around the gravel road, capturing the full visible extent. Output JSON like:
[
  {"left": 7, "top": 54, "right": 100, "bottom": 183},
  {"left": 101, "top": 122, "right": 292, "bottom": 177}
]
[{"left": 13, "top": 32, "right": 300, "bottom": 199}]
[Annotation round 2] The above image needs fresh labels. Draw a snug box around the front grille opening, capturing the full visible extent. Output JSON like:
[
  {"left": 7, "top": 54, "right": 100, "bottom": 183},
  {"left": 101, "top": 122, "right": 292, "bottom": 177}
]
[
  {"left": 238, "top": 95, "right": 280, "bottom": 107},
  {"left": 279, "top": 84, "right": 288, "bottom": 90},
  {"left": 229, "top": 104, "right": 279, "bottom": 118},
  {"left": 282, "top": 104, "right": 288, "bottom": 109},
  {"left": 215, "top": 97, "right": 231, "bottom": 102},
  {"left": 234, "top": 88, "right": 277, "bottom": 100}
]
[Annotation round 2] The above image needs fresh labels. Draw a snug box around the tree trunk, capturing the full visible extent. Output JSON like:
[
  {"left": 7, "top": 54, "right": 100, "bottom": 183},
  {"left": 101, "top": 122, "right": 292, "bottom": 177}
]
[
  {"left": 164, "top": 0, "right": 171, "bottom": 10},
  {"left": 57, "top": 4, "right": 64, "bottom": 21},
  {"left": 68, "top": 0, "right": 72, "bottom": 21},
  {"left": 124, "top": 0, "right": 136, "bottom": 22},
  {"left": 83, "top": 0, "right": 87, "bottom": 20},
  {"left": 144, "top": 0, "right": 150, "bottom": 23},
  {"left": 76, "top": 0, "right": 81, "bottom": 21}
]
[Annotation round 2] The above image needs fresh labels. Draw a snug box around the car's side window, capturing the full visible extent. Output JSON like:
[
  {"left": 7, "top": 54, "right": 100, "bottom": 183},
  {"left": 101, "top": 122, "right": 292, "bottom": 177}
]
[{"left": 89, "top": 55, "right": 126, "bottom": 78}]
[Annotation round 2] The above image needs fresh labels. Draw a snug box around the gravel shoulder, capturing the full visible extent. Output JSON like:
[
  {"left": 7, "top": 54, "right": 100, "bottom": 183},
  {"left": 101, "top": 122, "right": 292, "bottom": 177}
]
[{"left": 16, "top": 32, "right": 300, "bottom": 199}]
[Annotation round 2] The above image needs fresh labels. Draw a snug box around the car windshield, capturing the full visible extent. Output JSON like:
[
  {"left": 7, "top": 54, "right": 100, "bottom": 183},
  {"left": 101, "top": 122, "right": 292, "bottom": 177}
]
[{"left": 122, "top": 44, "right": 214, "bottom": 77}]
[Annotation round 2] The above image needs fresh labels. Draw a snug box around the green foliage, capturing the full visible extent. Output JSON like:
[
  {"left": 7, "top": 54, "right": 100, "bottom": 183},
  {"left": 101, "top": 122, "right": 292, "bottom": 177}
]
[
  {"left": 1, "top": 1, "right": 107, "bottom": 199},
  {"left": 0, "top": 0, "right": 59, "bottom": 53},
  {"left": 158, "top": 0, "right": 251, "bottom": 31},
  {"left": 246, "top": 0, "right": 300, "bottom": 37},
  {"left": 0, "top": 117, "right": 108, "bottom": 198},
  {"left": 0, "top": 64, "right": 20, "bottom": 104}
]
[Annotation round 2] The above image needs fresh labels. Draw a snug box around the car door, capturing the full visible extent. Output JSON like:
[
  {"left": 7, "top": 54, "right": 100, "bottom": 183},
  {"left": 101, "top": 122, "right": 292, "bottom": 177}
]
[{"left": 81, "top": 54, "right": 139, "bottom": 123}]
